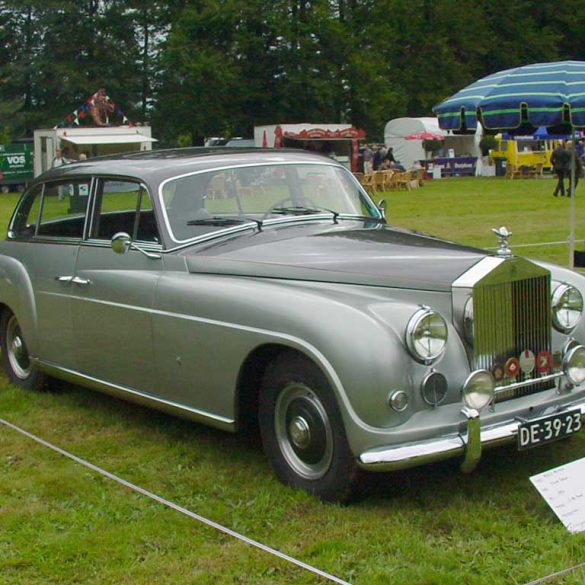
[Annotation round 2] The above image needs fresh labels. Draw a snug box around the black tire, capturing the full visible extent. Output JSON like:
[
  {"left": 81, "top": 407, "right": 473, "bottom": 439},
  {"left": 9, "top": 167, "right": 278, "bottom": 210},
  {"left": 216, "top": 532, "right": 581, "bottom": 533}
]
[
  {"left": 1, "top": 309, "right": 45, "bottom": 391},
  {"left": 259, "top": 351, "right": 361, "bottom": 503}
]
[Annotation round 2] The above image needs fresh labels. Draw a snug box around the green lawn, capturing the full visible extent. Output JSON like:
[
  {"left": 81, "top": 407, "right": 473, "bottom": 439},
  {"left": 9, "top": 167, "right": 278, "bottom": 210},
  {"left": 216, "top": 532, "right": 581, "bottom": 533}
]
[{"left": 1, "top": 178, "right": 585, "bottom": 584}]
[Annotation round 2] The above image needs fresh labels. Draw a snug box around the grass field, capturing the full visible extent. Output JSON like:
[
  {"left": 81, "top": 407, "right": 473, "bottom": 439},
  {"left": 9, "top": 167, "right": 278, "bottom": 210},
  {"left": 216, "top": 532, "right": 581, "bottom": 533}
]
[{"left": 1, "top": 177, "right": 585, "bottom": 584}]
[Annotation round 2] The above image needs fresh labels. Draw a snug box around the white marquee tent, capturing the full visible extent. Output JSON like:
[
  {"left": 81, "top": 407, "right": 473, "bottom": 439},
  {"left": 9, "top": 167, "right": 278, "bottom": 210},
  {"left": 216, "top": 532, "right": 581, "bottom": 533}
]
[{"left": 383, "top": 117, "right": 480, "bottom": 170}]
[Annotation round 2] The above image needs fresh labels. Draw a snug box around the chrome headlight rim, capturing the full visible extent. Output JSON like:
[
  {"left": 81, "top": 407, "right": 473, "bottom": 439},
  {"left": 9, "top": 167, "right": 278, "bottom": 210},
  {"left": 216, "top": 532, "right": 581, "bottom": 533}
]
[
  {"left": 552, "top": 282, "right": 583, "bottom": 333},
  {"left": 405, "top": 307, "right": 448, "bottom": 364},
  {"left": 462, "top": 369, "right": 495, "bottom": 411}
]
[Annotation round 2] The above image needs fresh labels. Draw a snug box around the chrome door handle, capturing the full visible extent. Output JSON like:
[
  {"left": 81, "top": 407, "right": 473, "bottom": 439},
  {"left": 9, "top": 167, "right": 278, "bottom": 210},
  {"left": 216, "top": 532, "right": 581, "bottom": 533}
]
[
  {"left": 71, "top": 276, "right": 91, "bottom": 285},
  {"left": 55, "top": 276, "right": 74, "bottom": 283}
]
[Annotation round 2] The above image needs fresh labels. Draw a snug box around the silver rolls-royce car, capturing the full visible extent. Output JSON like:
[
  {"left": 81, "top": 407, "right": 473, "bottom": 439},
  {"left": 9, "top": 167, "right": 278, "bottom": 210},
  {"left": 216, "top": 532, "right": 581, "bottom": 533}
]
[{"left": 2, "top": 148, "right": 585, "bottom": 502}]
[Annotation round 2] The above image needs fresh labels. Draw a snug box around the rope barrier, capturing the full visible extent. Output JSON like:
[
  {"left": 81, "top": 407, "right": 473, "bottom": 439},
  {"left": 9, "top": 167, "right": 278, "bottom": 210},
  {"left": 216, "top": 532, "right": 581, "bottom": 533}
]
[
  {"left": 0, "top": 416, "right": 352, "bottom": 585},
  {"left": 487, "top": 239, "right": 585, "bottom": 250},
  {"left": 524, "top": 561, "right": 585, "bottom": 584}
]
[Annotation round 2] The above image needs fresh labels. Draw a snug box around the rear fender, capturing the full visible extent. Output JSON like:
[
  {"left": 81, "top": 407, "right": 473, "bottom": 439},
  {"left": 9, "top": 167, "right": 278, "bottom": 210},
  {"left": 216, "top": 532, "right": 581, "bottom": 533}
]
[{"left": 0, "top": 256, "right": 38, "bottom": 355}]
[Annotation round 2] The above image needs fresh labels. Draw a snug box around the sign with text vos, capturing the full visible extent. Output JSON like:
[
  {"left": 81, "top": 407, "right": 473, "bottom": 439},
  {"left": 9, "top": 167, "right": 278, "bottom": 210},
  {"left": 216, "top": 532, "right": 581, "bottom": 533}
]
[{"left": 0, "top": 144, "right": 34, "bottom": 182}]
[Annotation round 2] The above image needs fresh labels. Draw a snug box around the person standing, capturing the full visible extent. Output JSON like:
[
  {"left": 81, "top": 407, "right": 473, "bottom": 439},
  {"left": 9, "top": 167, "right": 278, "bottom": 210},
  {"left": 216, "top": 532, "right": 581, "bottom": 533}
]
[
  {"left": 575, "top": 138, "right": 585, "bottom": 162},
  {"left": 372, "top": 145, "right": 386, "bottom": 171},
  {"left": 550, "top": 141, "right": 569, "bottom": 197},
  {"left": 362, "top": 145, "right": 374, "bottom": 174},
  {"left": 51, "top": 148, "right": 69, "bottom": 168},
  {"left": 566, "top": 140, "right": 583, "bottom": 196}
]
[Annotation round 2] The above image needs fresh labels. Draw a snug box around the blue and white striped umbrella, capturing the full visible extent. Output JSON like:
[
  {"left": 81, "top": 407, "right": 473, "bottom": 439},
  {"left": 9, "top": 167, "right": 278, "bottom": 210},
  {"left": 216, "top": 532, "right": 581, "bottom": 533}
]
[{"left": 434, "top": 61, "right": 585, "bottom": 131}]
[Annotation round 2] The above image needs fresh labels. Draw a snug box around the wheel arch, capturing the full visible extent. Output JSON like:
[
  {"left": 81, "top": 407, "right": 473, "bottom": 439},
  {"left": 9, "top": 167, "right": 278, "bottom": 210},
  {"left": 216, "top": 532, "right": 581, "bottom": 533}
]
[
  {"left": 235, "top": 344, "right": 322, "bottom": 433},
  {"left": 0, "top": 256, "right": 38, "bottom": 354}
]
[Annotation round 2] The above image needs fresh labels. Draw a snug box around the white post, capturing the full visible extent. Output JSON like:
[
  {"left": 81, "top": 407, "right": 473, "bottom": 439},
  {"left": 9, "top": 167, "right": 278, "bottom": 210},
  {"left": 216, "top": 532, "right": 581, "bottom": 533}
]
[{"left": 569, "top": 128, "right": 576, "bottom": 269}]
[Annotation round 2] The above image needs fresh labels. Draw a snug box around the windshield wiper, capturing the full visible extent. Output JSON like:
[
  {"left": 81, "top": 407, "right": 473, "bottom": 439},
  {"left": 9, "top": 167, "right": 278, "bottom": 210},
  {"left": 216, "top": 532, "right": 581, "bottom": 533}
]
[
  {"left": 270, "top": 206, "right": 385, "bottom": 225},
  {"left": 270, "top": 206, "right": 341, "bottom": 223},
  {"left": 271, "top": 206, "right": 326, "bottom": 216},
  {"left": 186, "top": 216, "right": 263, "bottom": 231}
]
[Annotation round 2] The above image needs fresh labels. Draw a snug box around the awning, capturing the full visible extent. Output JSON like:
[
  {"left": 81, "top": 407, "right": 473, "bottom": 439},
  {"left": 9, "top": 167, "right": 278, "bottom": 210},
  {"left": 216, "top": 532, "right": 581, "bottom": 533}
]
[
  {"left": 283, "top": 128, "right": 365, "bottom": 141},
  {"left": 61, "top": 134, "right": 157, "bottom": 145}
]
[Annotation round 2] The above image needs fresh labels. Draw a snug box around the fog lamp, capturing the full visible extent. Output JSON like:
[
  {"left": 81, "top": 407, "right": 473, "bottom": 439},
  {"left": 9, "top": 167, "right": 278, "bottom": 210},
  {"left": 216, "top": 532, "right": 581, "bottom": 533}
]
[
  {"left": 563, "top": 345, "right": 585, "bottom": 386},
  {"left": 462, "top": 370, "right": 495, "bottom": 411}
]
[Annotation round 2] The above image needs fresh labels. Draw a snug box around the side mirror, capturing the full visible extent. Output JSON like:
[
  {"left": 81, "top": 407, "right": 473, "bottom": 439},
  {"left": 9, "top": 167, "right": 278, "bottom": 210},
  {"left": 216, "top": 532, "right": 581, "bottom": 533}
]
[
  {"left": 111, "top": 232, "right": 132, "bottom": 255},
  {"left": 111, "top": 231, "right": 162, "bottom": 260},
  {"left": 377, "top": 199, "right": 387, "bottom": 219}
]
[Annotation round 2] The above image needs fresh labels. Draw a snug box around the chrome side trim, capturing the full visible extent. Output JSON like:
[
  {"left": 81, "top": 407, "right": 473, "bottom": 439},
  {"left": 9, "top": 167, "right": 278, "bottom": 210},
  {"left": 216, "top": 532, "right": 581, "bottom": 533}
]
[
  {"left": 357, "top": 397, "right": 585, "bottom": 472},
  {"left": 33, "top": 359, "right": 236, "bottom": 432}
]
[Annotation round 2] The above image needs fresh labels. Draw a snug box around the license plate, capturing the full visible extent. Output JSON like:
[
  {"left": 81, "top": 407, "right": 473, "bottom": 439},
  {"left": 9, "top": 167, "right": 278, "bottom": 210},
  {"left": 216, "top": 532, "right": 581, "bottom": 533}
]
[{"left": 517, "top": 409, "right": 583, "bottom": 450}]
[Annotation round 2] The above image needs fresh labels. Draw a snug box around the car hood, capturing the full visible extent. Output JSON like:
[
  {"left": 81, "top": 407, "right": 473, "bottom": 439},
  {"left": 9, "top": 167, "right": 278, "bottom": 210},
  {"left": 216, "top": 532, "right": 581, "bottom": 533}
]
[{"left": 180, "top": 221, "right": 488, "bottom": 292}]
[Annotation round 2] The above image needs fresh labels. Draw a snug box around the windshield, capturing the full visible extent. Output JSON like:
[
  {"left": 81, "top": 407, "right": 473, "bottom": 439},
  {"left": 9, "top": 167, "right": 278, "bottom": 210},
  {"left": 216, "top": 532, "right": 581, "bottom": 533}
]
[{"left": 160, "top": 163, "right": 380, "bottom": 241}]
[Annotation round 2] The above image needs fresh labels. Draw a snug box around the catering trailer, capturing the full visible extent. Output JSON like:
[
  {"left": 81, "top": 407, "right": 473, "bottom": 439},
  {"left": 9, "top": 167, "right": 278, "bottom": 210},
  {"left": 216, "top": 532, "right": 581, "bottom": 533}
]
[
  {"left": 33, "top": 125, "right": 157, "bottom": 176},
  {"left": 254, "top": 124, "right": 365, "bottom": 172}
]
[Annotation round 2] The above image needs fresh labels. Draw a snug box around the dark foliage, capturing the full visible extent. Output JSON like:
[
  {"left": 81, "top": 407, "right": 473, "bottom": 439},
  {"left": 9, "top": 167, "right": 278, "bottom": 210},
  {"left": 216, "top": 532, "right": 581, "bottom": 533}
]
[{"left": 1, "top": 0, "right": 584, "bottom": 143}]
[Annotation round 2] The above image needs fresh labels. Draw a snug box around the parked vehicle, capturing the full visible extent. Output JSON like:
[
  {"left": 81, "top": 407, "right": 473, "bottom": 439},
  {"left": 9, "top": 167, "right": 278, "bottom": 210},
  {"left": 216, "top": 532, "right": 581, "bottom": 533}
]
[{"left": 2, "top": 148, "right": 585, "bottom": 501}]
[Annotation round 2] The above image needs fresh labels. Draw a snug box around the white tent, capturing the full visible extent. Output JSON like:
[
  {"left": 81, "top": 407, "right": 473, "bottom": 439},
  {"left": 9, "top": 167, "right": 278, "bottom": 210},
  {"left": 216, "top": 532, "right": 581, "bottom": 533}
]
[{"left": 383, "top": 117, "right": 480, "bottom": 170}]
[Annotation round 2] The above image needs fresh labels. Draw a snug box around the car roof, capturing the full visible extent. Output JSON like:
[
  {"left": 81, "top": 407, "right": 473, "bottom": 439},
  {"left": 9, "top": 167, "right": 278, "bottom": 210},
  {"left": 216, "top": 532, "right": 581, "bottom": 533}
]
[{"left": 36, "top": 147, "right": 341, "bottom": 185}]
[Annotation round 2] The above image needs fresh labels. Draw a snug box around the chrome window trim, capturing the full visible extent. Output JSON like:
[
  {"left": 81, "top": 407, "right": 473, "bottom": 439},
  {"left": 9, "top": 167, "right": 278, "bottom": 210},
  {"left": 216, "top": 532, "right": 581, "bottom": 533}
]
[
  {"left": 10, "top": 178, "right": 94, "bottom": 243},
  {"left": 157, "top": 160, "right": 380, "bottom": 245},
  {"left": 86, "top": 178, "right": 160, "bottom": 246}
]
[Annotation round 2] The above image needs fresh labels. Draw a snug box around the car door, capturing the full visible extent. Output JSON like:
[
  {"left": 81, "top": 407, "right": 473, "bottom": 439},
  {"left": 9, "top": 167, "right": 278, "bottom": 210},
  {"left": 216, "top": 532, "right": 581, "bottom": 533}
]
[
  {"left": 8, "top": 178, "right": 92, "bottom": 369},
  {"left": 71, "top": 178, "right": 163, "bottom": 394}
]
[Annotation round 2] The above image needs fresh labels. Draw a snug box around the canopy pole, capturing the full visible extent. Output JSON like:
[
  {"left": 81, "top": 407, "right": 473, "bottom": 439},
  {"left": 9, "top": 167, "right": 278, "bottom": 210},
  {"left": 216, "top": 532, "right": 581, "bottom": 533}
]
[{"left": 569, "top": 128, "right": 576, "bottom": 269}]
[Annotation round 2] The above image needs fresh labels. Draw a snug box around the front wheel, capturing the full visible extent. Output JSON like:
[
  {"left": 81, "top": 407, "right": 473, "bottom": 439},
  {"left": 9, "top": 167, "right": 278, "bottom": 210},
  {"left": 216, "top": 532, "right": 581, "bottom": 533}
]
[
  {"left": 259, "top": 351, "right": 361, "bottom": 502},
  {"left": 1, "top": 309, "right": 45, "bottom": 391}
]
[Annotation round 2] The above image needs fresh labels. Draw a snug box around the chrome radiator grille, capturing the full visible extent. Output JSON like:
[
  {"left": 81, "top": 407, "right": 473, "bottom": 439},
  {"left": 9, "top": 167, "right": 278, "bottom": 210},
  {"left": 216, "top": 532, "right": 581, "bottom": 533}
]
[{"left": 472, "top": 260, "right": 553, "bottom": 402}]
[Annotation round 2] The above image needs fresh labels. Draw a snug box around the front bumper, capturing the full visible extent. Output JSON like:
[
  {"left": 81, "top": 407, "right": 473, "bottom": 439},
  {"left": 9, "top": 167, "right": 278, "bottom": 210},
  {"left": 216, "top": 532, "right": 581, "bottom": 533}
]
[{"left": 357, "top": 398, "right": 585, "bottom": 472}]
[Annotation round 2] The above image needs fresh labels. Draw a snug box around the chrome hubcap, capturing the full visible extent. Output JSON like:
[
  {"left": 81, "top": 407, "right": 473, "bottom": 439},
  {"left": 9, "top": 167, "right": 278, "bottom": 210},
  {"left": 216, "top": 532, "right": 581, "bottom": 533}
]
[
  {"left": 6, "top": 315, "right": 31, "bottom": 380},
  {"left": 289, "top": 416, "right": 311, "bottom": 449},
  {"left": 11, "top": 336, "right": 24, "bottom": 360},
  {"left": 275, "top": 383, "right": 333, "bottom": 480}
]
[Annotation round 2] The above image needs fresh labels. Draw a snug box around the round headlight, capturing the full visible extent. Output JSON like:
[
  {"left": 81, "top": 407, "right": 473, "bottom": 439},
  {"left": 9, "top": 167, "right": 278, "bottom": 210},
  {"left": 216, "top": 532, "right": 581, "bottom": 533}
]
[
  {"left": 405, "top": 307, "right": 448, "bottom": 363},
  {"left": 563, "top": 345, "right": 585, "bottom": 385},
  {"left": 552, "top": 283, "right": 583, "bottom": 333},
  {"left": 462, "top": 370, "right": 495, "bottom": 411}
]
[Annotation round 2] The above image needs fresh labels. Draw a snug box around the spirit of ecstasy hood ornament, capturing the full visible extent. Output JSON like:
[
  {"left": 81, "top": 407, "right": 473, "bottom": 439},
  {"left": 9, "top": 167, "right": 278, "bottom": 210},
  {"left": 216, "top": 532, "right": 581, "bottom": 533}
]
[{"left": 492, "top": 226, "right": 513, "bottom": 258}]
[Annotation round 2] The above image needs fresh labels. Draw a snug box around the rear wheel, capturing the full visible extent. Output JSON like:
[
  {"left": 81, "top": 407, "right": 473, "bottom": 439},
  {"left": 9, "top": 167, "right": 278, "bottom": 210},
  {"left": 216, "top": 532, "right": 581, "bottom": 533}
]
[
  {"left": 1, "top": 309, "right": 45, "bottom": 391},
  {"left": 259, "top": 351, "right": 361, "bottom": 502}
]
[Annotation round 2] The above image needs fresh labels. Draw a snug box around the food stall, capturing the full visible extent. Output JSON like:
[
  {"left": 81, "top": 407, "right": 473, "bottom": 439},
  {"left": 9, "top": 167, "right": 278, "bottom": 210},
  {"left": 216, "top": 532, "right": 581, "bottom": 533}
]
[
  {"left": 254, "top": 124, "right": 365, "bottom": 172},
  {"left": 488, "top": 131, "right": 568, "bottom": 174}
]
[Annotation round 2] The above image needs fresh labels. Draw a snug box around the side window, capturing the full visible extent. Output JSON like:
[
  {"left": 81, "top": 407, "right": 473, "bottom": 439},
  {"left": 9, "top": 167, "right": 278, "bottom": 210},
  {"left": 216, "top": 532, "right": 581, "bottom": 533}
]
[
  {"left": 91, "top": 180, "right": 159, "bottom": 243},
  {"left": 12, "top": 180, "right": 90, "bottom": 239},
  {"left": 12, "top": 184, "right": 43, "bottom": 238}
]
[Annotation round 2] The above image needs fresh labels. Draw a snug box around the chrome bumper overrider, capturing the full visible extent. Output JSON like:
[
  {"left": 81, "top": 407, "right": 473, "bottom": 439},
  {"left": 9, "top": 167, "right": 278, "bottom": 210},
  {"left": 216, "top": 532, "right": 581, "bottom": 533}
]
[{"left": 357, "top": 399, "right": 585, "bottom": 472}]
